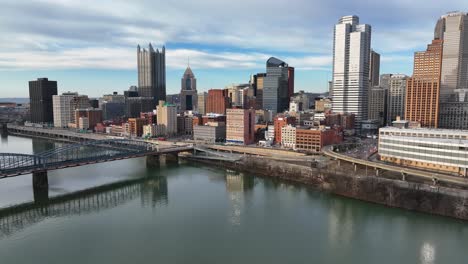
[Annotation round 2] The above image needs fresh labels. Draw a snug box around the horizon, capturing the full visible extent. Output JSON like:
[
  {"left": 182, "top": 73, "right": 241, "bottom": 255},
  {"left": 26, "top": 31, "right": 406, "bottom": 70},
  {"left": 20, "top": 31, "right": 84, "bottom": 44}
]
[{"left": 0, "top": 0, "right": 467, "bottom": 97}]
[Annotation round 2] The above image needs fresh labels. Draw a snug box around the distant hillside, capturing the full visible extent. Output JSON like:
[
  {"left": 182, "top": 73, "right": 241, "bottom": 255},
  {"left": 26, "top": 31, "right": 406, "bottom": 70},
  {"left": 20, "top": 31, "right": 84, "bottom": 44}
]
[{"left": 0, "top": 98, "right": 29, "bottom": 104}]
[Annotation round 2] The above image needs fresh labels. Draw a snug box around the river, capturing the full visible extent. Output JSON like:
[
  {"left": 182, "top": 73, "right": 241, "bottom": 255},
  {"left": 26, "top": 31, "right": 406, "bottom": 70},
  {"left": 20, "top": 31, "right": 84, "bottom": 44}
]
[{"left": 0, "top": 135, "right": 467, "bottom": 264}]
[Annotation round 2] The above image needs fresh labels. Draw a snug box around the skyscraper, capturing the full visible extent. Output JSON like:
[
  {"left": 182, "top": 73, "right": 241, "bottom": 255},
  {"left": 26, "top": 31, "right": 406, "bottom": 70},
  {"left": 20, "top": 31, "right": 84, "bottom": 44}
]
[
  {"left": 332, "top": 15, "right": 371, "bottom": 127},
  {"left": 137, "top": 44, "right": 166, "bottom": 107},
  {"left": 206, "top": 89, "right": 230, "bottom": 115},
  {"left": 29, "top": 78, "right": 58, "bottom": 124},
  {"left": 226, "top": 108, "right": 255, "bottom": 145},
  {"left": 180, "top": 66, "right": 197, "bottom": 111},
  {"left": 156, "top": 100, "right": 177, "bottom": 136},
  {"left": 380, "top": 74, "right": 408, "bottom": 124},
  {"left": 367, "top": 87, "right": 387, "bottom": 126},
  {"left": 197, "top": 92, "right": 208, "bottom": 115},
  {"left": 263, "top": 57, "right": 290, "bottom": 114},
  {"left": 253, "top": 73, "right": 266, "bottom": 109},
  {"left": 369, "top": 50, "right": 380, "bottom": 87},
  {"left": 434, "top": 12, "right": 468, "bottom": 102},
  {"left": 405, "top": 39, "right": 443, "bottom": 128}
]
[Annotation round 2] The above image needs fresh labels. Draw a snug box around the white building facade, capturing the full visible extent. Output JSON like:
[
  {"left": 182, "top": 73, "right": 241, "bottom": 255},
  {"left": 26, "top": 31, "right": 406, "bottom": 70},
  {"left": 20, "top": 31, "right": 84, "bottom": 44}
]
[{"left": 332, "top": 15, "right": 371, "bottom": 128}]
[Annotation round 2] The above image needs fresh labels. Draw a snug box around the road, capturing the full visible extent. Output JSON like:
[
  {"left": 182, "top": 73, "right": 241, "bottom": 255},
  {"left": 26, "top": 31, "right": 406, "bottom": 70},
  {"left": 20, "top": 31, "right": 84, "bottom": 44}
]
[{"left": 322, "top": 146, "right": 468, "bottom": 187}]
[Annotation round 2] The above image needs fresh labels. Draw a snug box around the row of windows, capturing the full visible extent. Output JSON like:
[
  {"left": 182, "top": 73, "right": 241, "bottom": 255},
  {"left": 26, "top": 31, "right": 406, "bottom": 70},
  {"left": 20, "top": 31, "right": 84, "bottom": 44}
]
[{"left": 380, "top": 149, "right": 468, "bottom": 166}]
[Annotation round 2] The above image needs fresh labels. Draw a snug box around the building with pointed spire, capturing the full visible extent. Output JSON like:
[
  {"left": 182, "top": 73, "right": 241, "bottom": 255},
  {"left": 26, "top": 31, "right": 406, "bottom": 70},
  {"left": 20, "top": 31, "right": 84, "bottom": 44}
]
[
  {"left": 137, "top": 43, "right": 166, "bottom": 107},
  {"left": 180, "top": 65, "right": 197, "bottom": 111}
]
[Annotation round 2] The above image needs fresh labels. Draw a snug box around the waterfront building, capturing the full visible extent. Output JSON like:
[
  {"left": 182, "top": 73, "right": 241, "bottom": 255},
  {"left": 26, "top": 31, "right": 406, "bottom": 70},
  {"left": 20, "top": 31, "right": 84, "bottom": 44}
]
[
  {"left": 439, "top": 89, "right": 468, "bottom": 129},
  {"left": 367, "top": 86, "right": 387, "bottom": 126},
  {"left": 29, "top": 78, "right": 58, "bottom": 124},
  {"left": 128, "top": 118, "right": 146, "bottom": 137},
  {"left": 53, "top": 92, "right": 90, "bottom": 128},
  {"left": 281, "top": 125, "right": 296, "bottom": 149},
  {"left": 197, "top": 92, "right": 208, "bottom": 115},
  {"left": 180, "top": 66, "right": 197, "bottom": 111},
  {"left": 143, "top": 124, "right": 166, "bottom": 138},
  {"left": 193, "top": 122, "right": 226, "bottom": 143},
  {"left": 369, "top": 50, "right": 381, "bottom": 87},
  {"left": 405, "top": 39, "right": 443, "bottom": 128},
  {"left": 380, "top": 74, "right": 408, "bottom": 125},
  {"left": 206, "top": 89, "right": 230, "bottom": 115},
  {"left": 78, "top": 117, "right": 89, "bottom": 130},
  {"left": 274, "top": 115, "right": 296, "bottom": 144},
  {"left": 226, "top": 108, "right": 255, "bottom": 145},
  {"left": 332, "top": 15, "right": 371, "bottom": 127},
  {"left": 379, "top": 127, "right": 468, "bottom": 176},
  {"left": 74, "top": 108, "right": 103, "bottom": 130},
  {"left": 156, "top": 100, "right": 177, "bottom": 136},
  {"left": 434, "top": 12, "right": 468, "bottom": 102},
  {"left": 296, "top": 127, "right": 343, "bottom": 152},
  {"left": 137, "top": 44, "right": 166, "bottom": 106},
  {"left": 263, "top": 57, "right": 290, "bottom": 114}
]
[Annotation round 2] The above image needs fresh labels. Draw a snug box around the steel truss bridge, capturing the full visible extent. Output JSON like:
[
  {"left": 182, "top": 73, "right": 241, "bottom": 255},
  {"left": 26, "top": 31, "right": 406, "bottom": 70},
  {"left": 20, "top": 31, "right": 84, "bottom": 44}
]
[{"left": 0, "top": 139, "right": 193, "bottom": 177}]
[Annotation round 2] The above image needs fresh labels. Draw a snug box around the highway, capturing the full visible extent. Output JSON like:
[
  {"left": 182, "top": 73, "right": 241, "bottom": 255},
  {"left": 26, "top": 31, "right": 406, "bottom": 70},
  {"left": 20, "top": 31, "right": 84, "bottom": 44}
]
[{"left": 322, "top": 146, "right": 468, "bottom": 187}]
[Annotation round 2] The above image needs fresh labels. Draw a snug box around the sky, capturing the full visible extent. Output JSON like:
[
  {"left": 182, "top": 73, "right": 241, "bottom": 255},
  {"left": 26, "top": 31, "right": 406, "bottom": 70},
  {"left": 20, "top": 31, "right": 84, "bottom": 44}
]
[{"left": 0, "top": 0, "right": 467, "bottom": 98}]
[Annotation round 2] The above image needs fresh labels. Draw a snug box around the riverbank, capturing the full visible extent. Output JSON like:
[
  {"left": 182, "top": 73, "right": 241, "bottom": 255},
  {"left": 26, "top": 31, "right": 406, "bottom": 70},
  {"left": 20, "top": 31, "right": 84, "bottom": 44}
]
[{"left": 187, "top": 156, "right": 468, "bottom": 221}]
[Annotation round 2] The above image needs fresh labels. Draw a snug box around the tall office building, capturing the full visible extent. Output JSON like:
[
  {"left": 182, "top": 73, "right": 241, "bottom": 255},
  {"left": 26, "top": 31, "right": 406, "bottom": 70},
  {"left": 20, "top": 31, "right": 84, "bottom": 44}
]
[
  {"left": 253, "top": 73, "right": 266, "bottom": 109},
  {"left": 226, "top": 108, "right": 255, "bottom": 145},
  {"left": 156, "top": 100, "right": 177, "bottom": 136},
  {"left": 137, "top": 44, "right": 166, "bottom": 106},
  {"left": 367, "top": 87, "right": 387, "bottom": 126},
  {"left": 439, "top": 89, "right": 468, "bottom": 129},
  {"left": 180, "top": 66, "right": 197, "bottom": 111},
  {"left": 332, "top": 15, "right": 371, "bottom": 127},
  {"left": 263, "top": 57, "right": 290, "bottom": 114},
  {"left": 288, "top": 67, "right": 295, "bottom": 100},
  {"left": 380, "top": 74, "right": 408, "bottom": 124},
  {"left": 206, "top": 89, "right": 230, "bottom": 114},
  {"left": 369, "top": 50, "right": 381, "bottom": 87},
  {"left": 53, "top": 92, "right": 90, "bottom": 127},
  {"left": 434, "top": 12, "right": 468, "bottom": 102},
  {"left": 197, "top": 92, "right": 208, "bottom": 115},
  {"left": 29, "top": 78, "right": 58, "bottom": 124},
  {"left": 405, "top": 39, "right": 443, "bottom": 128}
]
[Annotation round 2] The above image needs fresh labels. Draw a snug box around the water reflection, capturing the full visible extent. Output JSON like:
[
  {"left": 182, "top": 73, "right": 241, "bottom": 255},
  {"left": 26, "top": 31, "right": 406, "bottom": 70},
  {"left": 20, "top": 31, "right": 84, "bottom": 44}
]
[
  {"left": 420, "top": 242, "right": 435, "bottom": 264},
  {"left": 225, "top": 170, "right": 254, "bottom": 226},
  {"left": 0, "top": 176, "right": 168, "bottom": 238}
]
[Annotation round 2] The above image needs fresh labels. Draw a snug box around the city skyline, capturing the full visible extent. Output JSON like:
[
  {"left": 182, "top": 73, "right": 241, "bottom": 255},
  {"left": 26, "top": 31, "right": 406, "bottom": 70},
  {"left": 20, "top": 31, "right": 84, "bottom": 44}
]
[{"left": 0, "top": 1, "right": 467, "bottom": 98}]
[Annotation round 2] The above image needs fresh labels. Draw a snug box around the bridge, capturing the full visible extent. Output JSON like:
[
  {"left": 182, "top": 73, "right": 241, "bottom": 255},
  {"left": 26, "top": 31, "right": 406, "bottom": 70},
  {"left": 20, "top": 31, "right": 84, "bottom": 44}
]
[
  {"left": 0, "top": 176, "right": 168, "bottom": 238},
  {"left": 0, "top": 139, "right": 193, "bottom": 190}
]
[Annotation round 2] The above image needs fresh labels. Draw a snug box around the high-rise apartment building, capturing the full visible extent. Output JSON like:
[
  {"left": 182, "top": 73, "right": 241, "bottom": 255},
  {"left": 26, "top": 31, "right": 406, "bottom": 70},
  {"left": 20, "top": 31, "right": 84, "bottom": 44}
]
[
  {"left": 29, "top": 78, "right": 58, "bottom": 124},
  {"left": 53, "top": 92, "right": 90, "bottom": 127},
  {"left": 434, "top": 12, "right": 468, "bottom": 102},
  {"left": 332, "top": 15, "right": 371, "bottom": 127},
  {"left": 206, "top": 89, "right": 230, "bottom": 114},
  {"left": 263, "top": 57, "right": 290, "bottom": 114},
  {"left": 156, "top": 100, "right": 177, "bottom": 136},
  {"left": 405, "top": 39, "right": 443, "bottom": 128},
  {"left": 369, "top": 50, "right": 381, "bottom": 87},
  {"left": 137, "top": 44, "right": 166, "bottom": 106},
  {"left": 197, "top": 92, "right": 208, "bottom": 115},
  {"left": 180, "top": 66, "right": 197, "bottom": 111},
  {"left": 226, "top": 108, "right": 255, "bottom": 145},
  {"left": 380, "top": 74, "right": 408, "bottom": 124}
]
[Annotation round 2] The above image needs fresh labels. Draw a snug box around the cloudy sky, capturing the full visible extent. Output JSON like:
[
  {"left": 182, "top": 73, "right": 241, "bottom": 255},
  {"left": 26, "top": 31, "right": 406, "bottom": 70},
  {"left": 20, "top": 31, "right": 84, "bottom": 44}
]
[{"left": 0, "top": 0, "right": 466, "bottom": 97}]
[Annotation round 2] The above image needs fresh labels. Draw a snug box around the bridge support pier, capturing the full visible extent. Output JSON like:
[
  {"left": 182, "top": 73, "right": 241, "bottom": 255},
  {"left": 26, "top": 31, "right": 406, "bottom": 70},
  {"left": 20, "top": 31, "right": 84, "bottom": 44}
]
[
  {"left": 146, "top": 155, "right": 161, "bottom": 167},
  {"left": 33, "top": 170, "right": 48, "bottom": 189},
  {"left": 0, "top": 123, "right": 7, "bottom": 138},
  {"left": 164, "top": 153, "right": 179, "bottom": 164}
]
